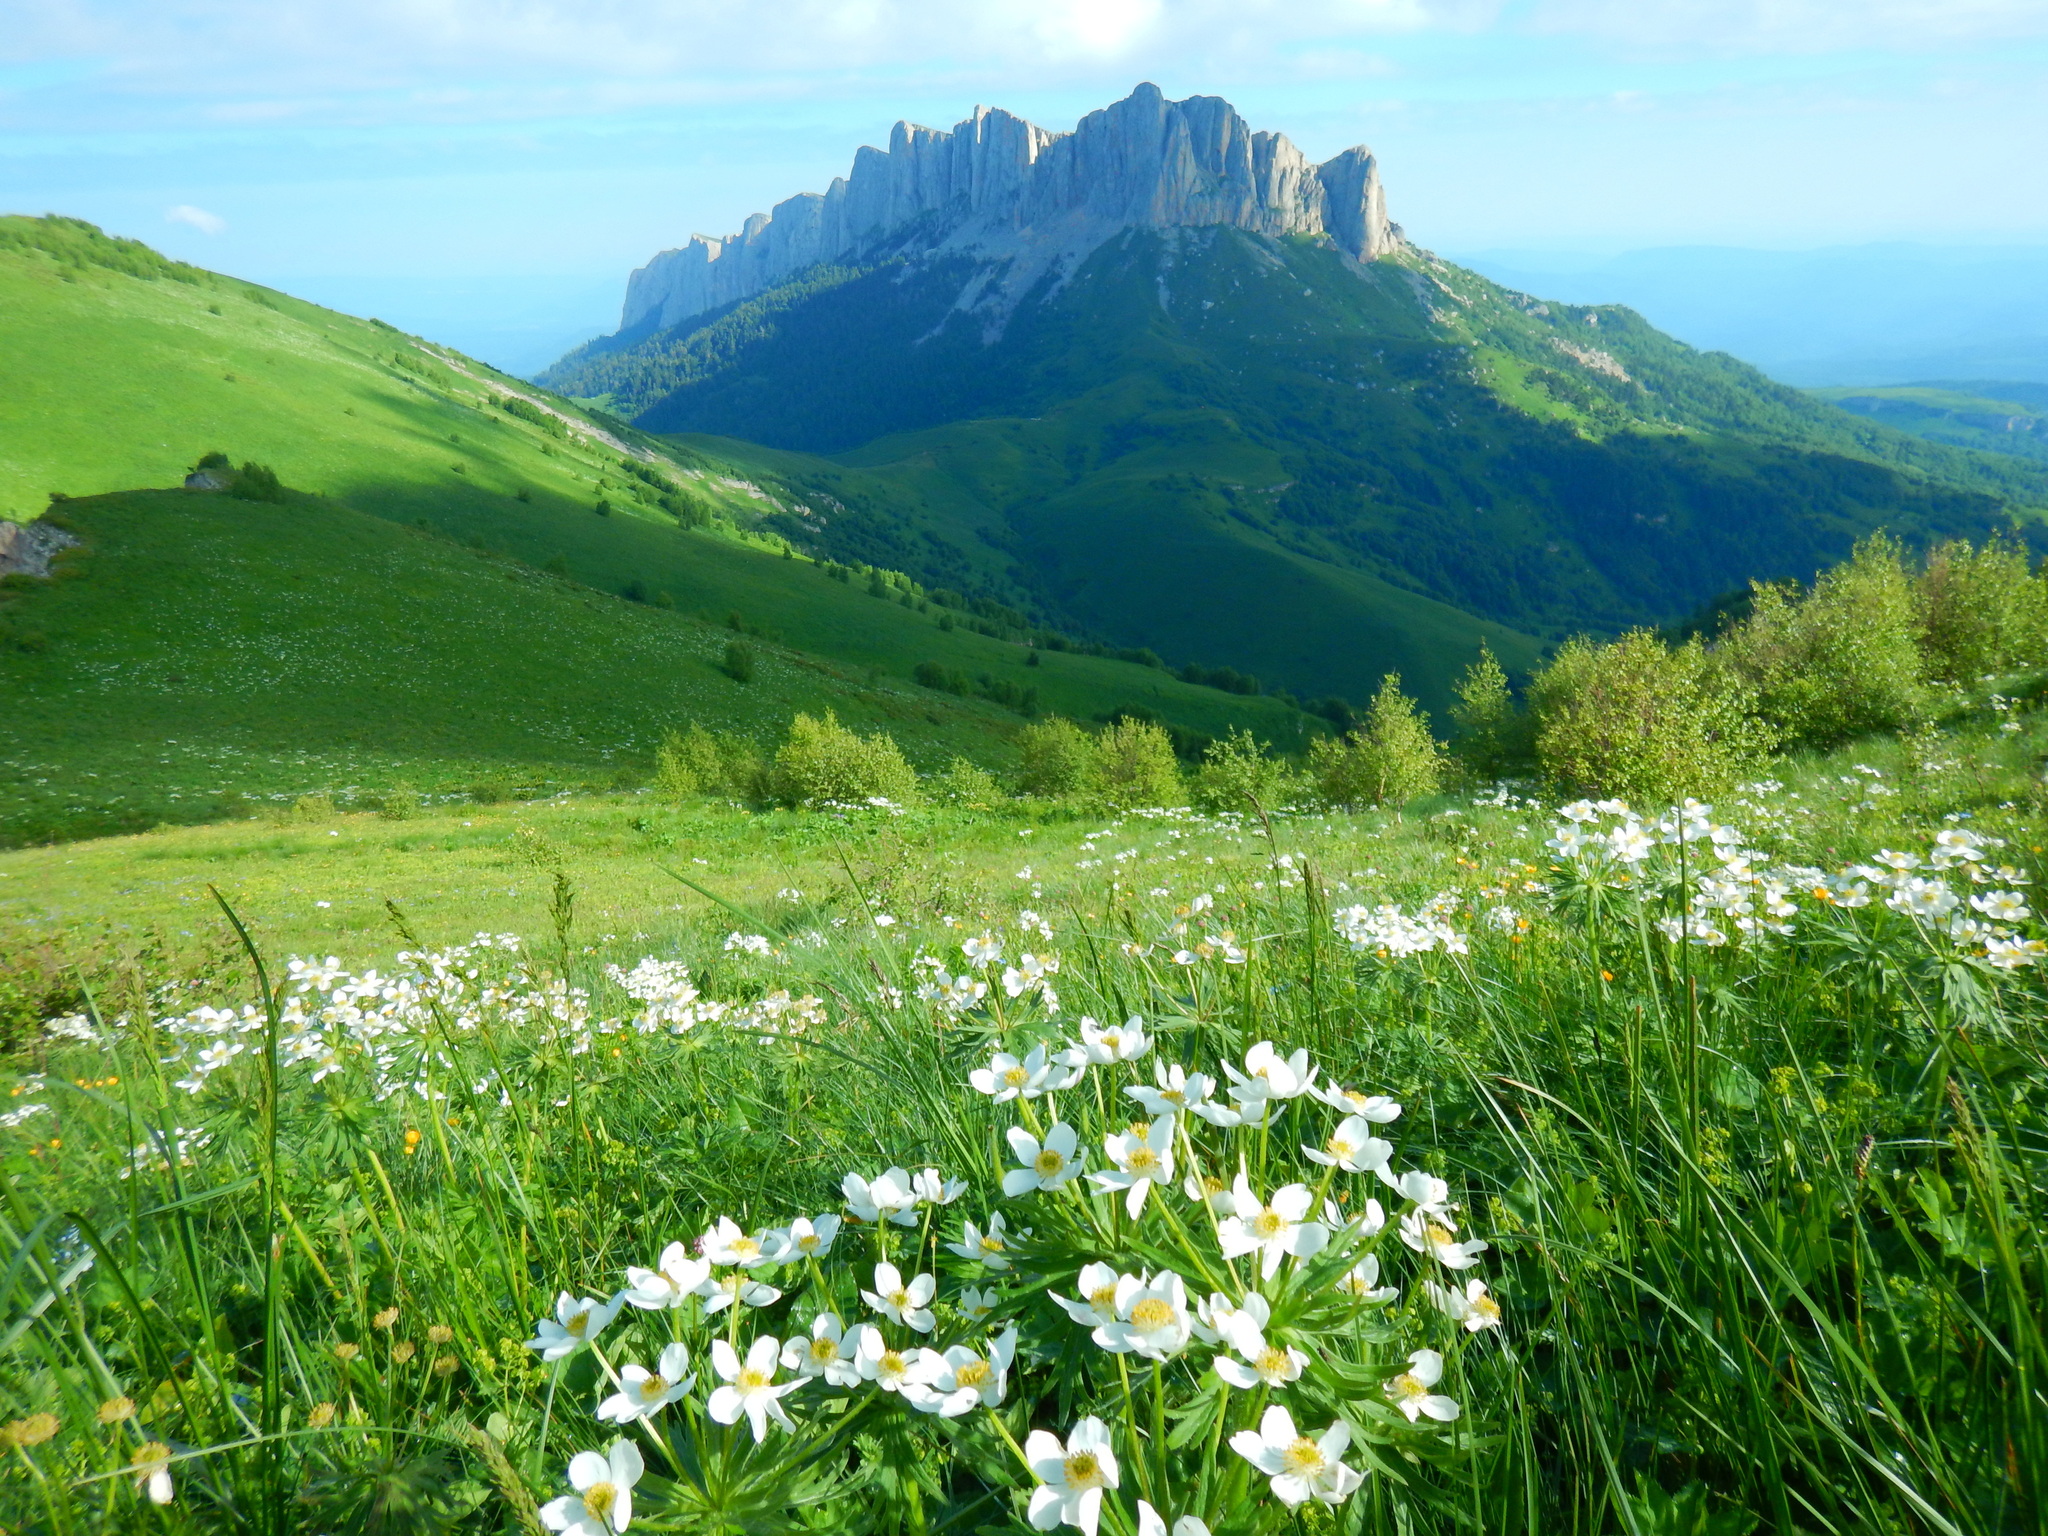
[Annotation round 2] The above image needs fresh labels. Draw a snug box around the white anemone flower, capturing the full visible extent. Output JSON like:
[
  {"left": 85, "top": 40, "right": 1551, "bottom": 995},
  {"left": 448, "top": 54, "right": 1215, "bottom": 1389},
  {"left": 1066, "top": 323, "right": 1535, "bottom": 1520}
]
[
  {"left": 782, "top": 1313, "right": 861, "bottom": 1386},
  {"left": 1426, "top": 1278, "right": 1503, "bottom": 1332},
  {"left": 852, "top": 1323, "right": 942, "bottom": 1395},
  {"left": 706, "top": 1336, "right": 804, "bottom": 1442},
  {"left": 1222, "top": 1042, "right": 1316, "bottom": 1108},
  {"left": 1095, "top": 1271, "right": 1193, "bottom": 1360},
  {"left": 1399, "top": 1210, "right": 1490, "bottom": 1269},
  {"left": 783, "top": 1214, "right": 840, "bottom": 1260},
  {"left": 1190, "top": 1290, "right": 1251, "bottom": 1345},
  {"left": 1025, "top": 1416, "right": 1119, "bottom": 1536},
  {"left": 958, "top": 1285, "right": 999, "bottom": 1322},
  {"left": 1213, "top": 1297, "right": 1308, "bottom": 1389},
  {"left": 131, "top": 1444, "right": 174, "bottom": 1506},
  {"left": 1216, "top": 1177, "right": 1328, "bottom": 1279},
  {"left": 1182, "top": 1172, "right": 1237, "bottom": 1216},
  {"left": 703, "top": 1216, "right": 782, "bottom": 1269},
  {"left": 906, "top": 1326, "right": 1016, "bottom": 1417},
  {"left": 539, "top": 1441, "right": 644, "bottom": 1536},
  {"left": 1336, "top": 1253, "right": 1399, "bottom": 1303},
  {"left": 1971, "top": 890, "right": 2029, "bottom": 921},
  {"left": 525, "top": 1292, "right": 623, "bottom": 1360},
  {"left": 1302, "top": 1115, "right": 1394, "bottom": 1176},
  {"left": 1136, "top": 1501, "right": 1211, "bottom": 1536},
  {"left": 694, "top": 1272, "right": 783, "bottom": 1314},
  {"left": 948, "top": 1213, "right": 1017, "bottom": 1271},
  {"left": 1091, "top": 1119, "right": 1176, "bottom": 1217},
  {"left": 861, "top": 1262, "right": 937, "bottom": 1333},
  {"left": 597, "top": 1342, "right": 694, "bottom": 1423},
  {"left": 1125, "top": 1062, "right": 1214, "bottom": 1119},
  {"left": 1078, "top": 1015, "right": 1152, "bottom": 1064},
  {"left": 842, "top": 1167, "right": 920, "bottom": 1227},
  {"left": 1003, "top": 1123, "right": 1084, "bottom": 1196},
  {"left": 1380, "top": 1167, "right": 1454, "bottom": 1215},
  {"left": 1053, "top": 1262, "right": 1127, "bottom": 1329},
  {"left": 1315, "top": 1085, "right": 1402, "bottom": 1122},
  {"left": 970, "top": 1047, "right": 1053, "bottom": 1102},
  {"left": 1229, "top": 1405, "right": 1364, "bottom": 1508},
  {"left": 621, "top": 1244, "right": 711, "bottom": 1310},
  {"left": 1385, "top": 1348, "right": 1461, "bottom": 1422},
  {"left": 911, "top": 1168, "right": 966, "bottom": 1207},
  {"left": 963, "top": 933, "right": 1004, "bottom": 967}
]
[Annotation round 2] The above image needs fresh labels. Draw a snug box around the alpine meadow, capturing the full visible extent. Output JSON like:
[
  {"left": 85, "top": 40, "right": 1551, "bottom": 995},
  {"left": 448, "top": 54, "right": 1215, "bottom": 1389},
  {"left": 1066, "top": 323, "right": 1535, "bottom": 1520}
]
[{"left": 1, "top": 74, "right": 2046, "bottom": 1536}]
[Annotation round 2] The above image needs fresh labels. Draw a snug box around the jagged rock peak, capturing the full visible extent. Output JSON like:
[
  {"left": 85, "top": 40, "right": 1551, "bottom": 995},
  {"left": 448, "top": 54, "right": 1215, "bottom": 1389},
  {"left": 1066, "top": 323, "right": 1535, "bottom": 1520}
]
[{"left": 621, "top": 83, "right": 1395, "bottom": 334}]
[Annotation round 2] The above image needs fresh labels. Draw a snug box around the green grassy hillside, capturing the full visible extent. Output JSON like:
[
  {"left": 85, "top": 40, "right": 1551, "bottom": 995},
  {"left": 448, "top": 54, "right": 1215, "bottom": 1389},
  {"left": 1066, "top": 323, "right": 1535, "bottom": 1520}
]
[
  {"left": 549, "top": 230, "right": 2048, "bottom": 708},
  {"left": 1814, "top": 380, "right": 2048, "bottom": 464}
]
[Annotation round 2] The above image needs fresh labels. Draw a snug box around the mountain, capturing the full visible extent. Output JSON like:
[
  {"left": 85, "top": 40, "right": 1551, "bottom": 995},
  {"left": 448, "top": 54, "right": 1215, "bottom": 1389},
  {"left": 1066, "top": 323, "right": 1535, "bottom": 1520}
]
[
  {"left": 544, "top": 87, "right": 2048, "bottom": 711},
  {"left": 0, "top": 214, "right": 1311, "bottom": 842},
  {"left": 1813, "top": 382, "right": 2048, "bottom": 465}
]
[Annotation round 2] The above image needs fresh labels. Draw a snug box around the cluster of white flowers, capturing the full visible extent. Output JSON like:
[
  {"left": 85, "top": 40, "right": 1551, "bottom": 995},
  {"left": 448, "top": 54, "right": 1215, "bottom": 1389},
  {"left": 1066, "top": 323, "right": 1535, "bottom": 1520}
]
[
  {"left": 917, "top": 916, "right": 1064, "bottom": 1013},
  {"left": 1541, "top": 799, "right": 2041, "bottom": 965},
  {"left": 1333, "top": 895, "right": 1469, "bottom": 958}
]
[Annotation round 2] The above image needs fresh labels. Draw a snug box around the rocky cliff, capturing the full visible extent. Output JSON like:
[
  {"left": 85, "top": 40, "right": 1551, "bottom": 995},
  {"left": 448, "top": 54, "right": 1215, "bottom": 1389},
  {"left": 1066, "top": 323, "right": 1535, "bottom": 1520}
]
[{"left": 620, "top": 83, "right": 1396, "bottom": 336}]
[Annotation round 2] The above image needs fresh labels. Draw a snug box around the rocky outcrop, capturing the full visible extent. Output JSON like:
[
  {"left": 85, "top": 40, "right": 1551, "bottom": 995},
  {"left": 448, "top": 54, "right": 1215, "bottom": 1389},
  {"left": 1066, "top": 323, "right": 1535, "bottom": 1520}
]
[
  {"left": 621, "top": 84, "right": 1396, "bottom": 336},
  {"left": 0, "top": 518, "right": 79, "bottom": 579}
]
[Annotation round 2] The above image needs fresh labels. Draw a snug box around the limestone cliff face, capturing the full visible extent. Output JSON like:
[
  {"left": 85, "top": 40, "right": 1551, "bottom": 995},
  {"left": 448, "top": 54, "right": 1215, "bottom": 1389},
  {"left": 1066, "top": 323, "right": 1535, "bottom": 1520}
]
[{"left": 621, "top": 84, "right": 1395, "bottom": 335}]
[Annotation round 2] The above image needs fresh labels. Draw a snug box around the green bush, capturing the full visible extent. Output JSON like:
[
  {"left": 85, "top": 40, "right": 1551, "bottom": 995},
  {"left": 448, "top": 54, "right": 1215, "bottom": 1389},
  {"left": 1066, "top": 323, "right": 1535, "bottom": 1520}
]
[
  {"left": 1917, "top": 533, "right": 2048, "bottom": 681},
  {"left": 1719, "top": 534, "right": 1928, "bottom": 748},
  {"left": 1310, "top": 673, "right": 1447, "bottom": 809},
  {"left": 926, "top": 757, "right": 1004, "bottom": 808},
  {"left": 376, "top": 785, "right": 421, "bottom": 821},
  {"left": 1448, "top": 641, "right": 1528, "bottom": 780},
  {"left": 771, "top": 711, "right": 918, "bottom": 807},
  {"left": 1192, "top": 728, "right": 1292, "bottom": 813},
  {"left": 1093, "top": 716, "right": 1183, "bottom": 808},
  {"left": 1531, "top": 630, "right": 1774, "bottom": 803},
  {"left": 722, "top": 640, "right": 756, "bottom": 684},
  {"left": 1015, "top": 717, "right": 1097, "bottom": 797}
]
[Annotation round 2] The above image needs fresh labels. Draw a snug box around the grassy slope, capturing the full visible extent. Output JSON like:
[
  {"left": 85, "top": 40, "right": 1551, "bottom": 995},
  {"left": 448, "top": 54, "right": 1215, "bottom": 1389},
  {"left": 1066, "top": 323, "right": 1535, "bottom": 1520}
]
[{"left": 1812, "top": 382, "right": 2048, "bottom": 465}]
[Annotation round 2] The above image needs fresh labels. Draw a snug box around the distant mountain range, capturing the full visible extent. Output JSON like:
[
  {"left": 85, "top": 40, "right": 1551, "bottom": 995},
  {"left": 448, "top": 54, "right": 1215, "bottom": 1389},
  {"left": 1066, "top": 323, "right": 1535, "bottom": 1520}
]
[{"left": 542, "top": 85, "right": 2048, "bottom": 710}]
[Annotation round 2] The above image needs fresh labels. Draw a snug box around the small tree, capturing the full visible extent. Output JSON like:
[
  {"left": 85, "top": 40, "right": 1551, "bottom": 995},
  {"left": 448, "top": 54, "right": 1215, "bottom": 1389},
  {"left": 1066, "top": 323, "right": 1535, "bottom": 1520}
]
[
  {"left": 1310, "top": 674, "right": 1446, "bottom": 809},
  {"left": 1530, "top": 630, "right": 1773, "bottom": 803},
  {"left": 653, "top": 724, "right": 731, "bottom": 801},
  {"left": 1193, "top": 728, "right": 1292, "bottom": 813},
  {"left": 1448, "top": 642, "right": 1525, "bottom": 781},
  {"left": 928, "top": 757, "right": 1004, "bottom": 808},
  {"left": 1093, "top": 717, "right": 1184, "bottom": 809},
  {"left": 771, "top": 711, "right": 918, "bottom": 806},
  {"left": 1016, "top": 717, "right": 1097, "bottom": 797},
  {"left": 1918, "top": 533, "right": 2048, "bottom": 681},
  {"left": 722, "top": 640, "right": 756, "bottom": 684},
  {"left": 1718, "top": 534, "right": 1928, "bottom": 749}
]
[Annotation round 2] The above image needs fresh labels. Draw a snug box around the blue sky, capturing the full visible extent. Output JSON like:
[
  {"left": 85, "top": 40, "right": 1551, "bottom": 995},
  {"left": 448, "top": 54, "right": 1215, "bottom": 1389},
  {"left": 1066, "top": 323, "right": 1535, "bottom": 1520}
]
[{"left": 8, "top": 0, "right": 2047, "bottom": 369}]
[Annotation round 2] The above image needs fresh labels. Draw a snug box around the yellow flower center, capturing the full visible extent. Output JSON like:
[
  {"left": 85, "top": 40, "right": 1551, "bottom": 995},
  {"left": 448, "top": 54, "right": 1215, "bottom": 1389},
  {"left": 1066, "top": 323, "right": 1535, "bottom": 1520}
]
[
  {"left": 1003, "top": 1067, "right": 1029, "bottom": 1087},
  {"left": 566, "top": 1311, "right": 591, "bottom": 1336},
  {"left": 1102, "top": 1032, "right": 1122, "bottom": 1050},
  {"left": 639, "top": 1374, "right": 668, "bottom": 1399},
  {"left": 1199, "top": 1175, "right": 1226, "bottom": 1197},
  {"left": 809, "top": 1338, "right": 838, "bottom": 1363},
  {"left": 1326, "top": 1136, "right": 1355, "bottom": 1159},
  {"left": 1130, "top": 1296, "right": 1175, "bottom": 1330},
  {"left": 1251, "top": 1210, "right": 1287, "bottom": 1239},
  {"left": 878, "top": 1350, "right": 907, "bottom": 1381},
  {"left": 1392, "top": 1372, "right": 1424, "bottom": 1399},
  {"left": 1473, "top": 1294, "right": 1502, "bottom": 1323},
  {"left": 1034, "top": 1149, "right": 1066, "bottom": 1177},
  {"left": 955, "top": 1359, "right": 990, "bottom": 1388},
  {"left": 1281, "top": 1437, "right": 1326, "bottom": 1476},
  {"left": 1426, "top": 1222, "right": 1455, "bottom": 1246},
  {"left": 737, "top": 1367, "right": 770, "bottom": 1391},
  {"left": 1063, "top": 1451, "right": 1105, "bottom": 1489},
  {"left": 730, "top": 1237, "right": 760, "bottom": 1260},
  {"left": 1127, "top": 1148, "right": 1161, "bottom": 1176},
  {"left": 1161, "top": 1089, "right": 1184, "bottom": 1105},
  {"left": 886, "top": 1287, "right": 910, "bottom": 1309},
  {"left": 978, "top": 1234, "right": 1005, "bottom": 1254},
  {"left": 1257, "top": 1347, "right": 1291, "bottom": 1378},
  {"left": 1089, "top": 1284, "right": 1119, "bottom": 1310},
  {"left": 582, "top": 1482, "right": 617, "bottom": 1524},
  {"left": 797, "top": 1234, "right": 820, "bottom": 1253}
]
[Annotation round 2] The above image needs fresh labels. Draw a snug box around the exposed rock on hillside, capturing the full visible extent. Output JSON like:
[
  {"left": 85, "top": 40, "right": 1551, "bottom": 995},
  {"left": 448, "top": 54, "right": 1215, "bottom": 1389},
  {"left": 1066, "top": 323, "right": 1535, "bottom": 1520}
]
[
  {"left": 621, "top": 83, "right": 1396, "bottom": 336},
  {"left": 0, "top": 518, "right": 79, "bottom": 579}
]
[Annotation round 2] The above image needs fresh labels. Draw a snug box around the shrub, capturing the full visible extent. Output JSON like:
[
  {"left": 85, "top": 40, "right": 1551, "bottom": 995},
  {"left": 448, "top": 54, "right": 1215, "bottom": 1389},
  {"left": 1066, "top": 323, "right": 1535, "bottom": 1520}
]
[
  {"left": 927, "top": 757, "right": 1004, "bottom": 808},
  {"left": 913, "top": 660, "right": 968, "bottom": 695},
  {"left": 290, "top": 793, "right": 335, "bottom": 823},
  {"left": 722, "top": 640, "right": 756, "bottom": 684},
  {"left": 1918, "top": 534, "right": 2048, "bottom": 681},
  {"left": 1718, "top": 534, "right": 1928, "bottom": 748},
  {"left": 1093, "top": 716, "right": 1183, "bottom": 808},
  {"left": 1530, "top": 630, "right": 1774, "bottom": 802},
  {"left": 1310, "top": 673, "right": 1447, "bottom": 809},
  {"left": 1015, "top": 717, "right": 1097, "bottom": 797},
  {"left": 377, "top": 785, "right": 421, "bottom": 821},
  {"left": 771, "top": 711, "right": 918, "bottom": 806},
  {"left": 1448, "top": 641, "right": 1527, "bottom": 780},
  {"left": 652, "top": 724, "right": 750, "bottom": 801},
  {"left": 1193, "top": 728, "right": 1292, "bottom": 813}
]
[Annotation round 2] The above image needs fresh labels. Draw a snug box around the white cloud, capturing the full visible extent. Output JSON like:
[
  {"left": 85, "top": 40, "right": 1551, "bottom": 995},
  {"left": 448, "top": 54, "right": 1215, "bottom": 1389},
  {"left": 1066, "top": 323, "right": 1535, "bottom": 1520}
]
[
  {"left": 1523, "top": 0, "right": 2048, "bottom": 52},
  {"left": 166, "top": 203, "right": 226, "bottom": 234}
]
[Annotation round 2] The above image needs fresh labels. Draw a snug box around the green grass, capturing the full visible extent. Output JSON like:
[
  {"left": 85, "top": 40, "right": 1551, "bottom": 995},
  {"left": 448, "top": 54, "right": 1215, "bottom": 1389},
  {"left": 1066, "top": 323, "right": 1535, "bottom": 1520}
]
[
  {"left": 0, "top": 708, "right": 2042, "bottom": 1532},
  {"left": 1813, "top": 382, "right": 2048, "bottom": 466},
  {"left": 0, "top": 486, "right": 1314, "bottom": 847}
]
